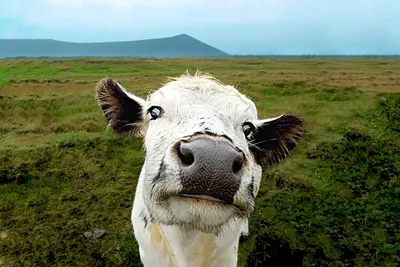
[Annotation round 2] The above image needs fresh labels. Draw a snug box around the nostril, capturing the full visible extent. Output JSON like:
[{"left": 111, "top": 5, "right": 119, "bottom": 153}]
[
  {"left": 232, "top": 153, "right": 245, "bottom": 174},
  {"left": 177, "top": 142, "right": 195, "bottom": 166}
]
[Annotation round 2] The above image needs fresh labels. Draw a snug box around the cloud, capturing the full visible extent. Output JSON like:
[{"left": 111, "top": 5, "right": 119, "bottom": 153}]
[{"left": 2, "top": 0, "right": 299, "bottom": 30}]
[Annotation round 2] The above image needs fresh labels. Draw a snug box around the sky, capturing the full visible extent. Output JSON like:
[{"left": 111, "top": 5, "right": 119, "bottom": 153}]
[{"left": 0, "top": 0, "right": 399, "bottom": 55}]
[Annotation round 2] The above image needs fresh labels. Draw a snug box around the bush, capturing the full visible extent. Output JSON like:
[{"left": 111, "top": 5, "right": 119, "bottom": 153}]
[{"left": 379, "top": 93, "right": 400, "bottom": 132}]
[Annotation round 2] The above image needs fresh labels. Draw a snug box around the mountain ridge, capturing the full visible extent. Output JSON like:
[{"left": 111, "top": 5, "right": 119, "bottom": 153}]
[{"left": 0, "top": 34, "right": 229, "bottom": 58}]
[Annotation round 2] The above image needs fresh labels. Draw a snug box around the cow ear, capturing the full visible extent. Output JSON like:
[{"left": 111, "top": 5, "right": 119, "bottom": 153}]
[
  {"left": 96, "top": 77, "right": 147, "bottom": 134},
  {"left": 248, "top": 115, "right": 304, "bottom": 167}
]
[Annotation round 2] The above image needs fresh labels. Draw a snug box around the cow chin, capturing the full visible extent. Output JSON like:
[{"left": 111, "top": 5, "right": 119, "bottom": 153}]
[{"left": 148, "top": 194, "right": 240, "bottom": 233}]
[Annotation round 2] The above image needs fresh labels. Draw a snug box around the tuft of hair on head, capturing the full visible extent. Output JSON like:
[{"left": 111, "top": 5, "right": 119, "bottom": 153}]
[{"left": 164, "top": 69, "right": 223, "bottom": 85}]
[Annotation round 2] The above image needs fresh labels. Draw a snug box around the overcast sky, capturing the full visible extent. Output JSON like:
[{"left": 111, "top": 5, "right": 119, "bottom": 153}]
[{"left": 1, "top": 0, "right": 399, "bottom": 55}]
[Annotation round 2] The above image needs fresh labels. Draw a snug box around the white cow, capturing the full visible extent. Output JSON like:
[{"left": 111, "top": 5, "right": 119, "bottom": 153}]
[{"left": 96, "top": 72, "right": 303, "bottom": 267}]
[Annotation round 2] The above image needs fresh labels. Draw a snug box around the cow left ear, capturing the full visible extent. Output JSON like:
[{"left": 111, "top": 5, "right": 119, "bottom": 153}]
[
  {"left": 96, "top": 77, "right": 147, "bottom": 135},
  {"left": 247, "top": 115, "right": 304, "bottom": 167}
]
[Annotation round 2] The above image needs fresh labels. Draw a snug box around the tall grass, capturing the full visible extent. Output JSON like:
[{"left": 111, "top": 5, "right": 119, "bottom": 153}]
[{"left": 0, "top": 58, "right": 399, "bottom": 266}]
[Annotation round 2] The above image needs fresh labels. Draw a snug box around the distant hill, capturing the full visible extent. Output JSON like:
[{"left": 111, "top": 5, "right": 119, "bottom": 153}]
[{"left": 0, "top": 34, "right": 229, "bottom": 58}]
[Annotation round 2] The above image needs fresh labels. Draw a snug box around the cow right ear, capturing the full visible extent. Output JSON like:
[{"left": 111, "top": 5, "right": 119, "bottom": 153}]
[
  {"left": 96, "top": 77, "right": 147, "bottom": 135},
  {"left": 248, "top": 114, "right": 304, "bottom": 167}
]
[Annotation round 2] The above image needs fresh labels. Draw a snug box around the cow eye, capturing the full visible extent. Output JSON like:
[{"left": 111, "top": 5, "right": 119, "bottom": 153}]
[
  {"left": 242, "top": 122, "right": 255, "bottom": 138},
  {"left": 148, "top": 106, "right": 163, "bottom": 120}
]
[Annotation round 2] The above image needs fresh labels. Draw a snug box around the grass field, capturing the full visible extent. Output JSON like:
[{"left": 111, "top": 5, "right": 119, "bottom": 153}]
[{"left": 0, "top": 58, "right": 399, "bottom": 267}]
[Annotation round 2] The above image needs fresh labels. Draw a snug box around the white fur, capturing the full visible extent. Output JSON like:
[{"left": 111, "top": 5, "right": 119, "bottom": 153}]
[{"left": 101, "top": 72, "right": 291, "bottom": 266}]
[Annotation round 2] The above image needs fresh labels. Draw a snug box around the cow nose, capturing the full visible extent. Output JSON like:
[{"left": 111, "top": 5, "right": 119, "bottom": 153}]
[
  {"left": 175, "top": 136, "right": 246, "bottom": 204},
  {"left": 178, "top": 139, "right": 245, "bottom": 173}
]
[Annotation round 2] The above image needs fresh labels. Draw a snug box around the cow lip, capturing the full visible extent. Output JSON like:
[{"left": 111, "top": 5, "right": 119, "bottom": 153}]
[{"left": 179, "top": 193, "right": 229, "bottom": 204}]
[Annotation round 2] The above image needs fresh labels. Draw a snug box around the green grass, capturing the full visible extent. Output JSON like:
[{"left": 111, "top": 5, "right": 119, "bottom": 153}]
[{"left": 0, "top": 58, "right": 399, "bottom": 266}]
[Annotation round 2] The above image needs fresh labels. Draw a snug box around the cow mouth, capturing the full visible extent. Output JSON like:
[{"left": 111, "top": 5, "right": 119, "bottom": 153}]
[
  {"left": 179, "top": 193, "right": 229, "bottom": 204},
  {"left": 176, "top": 192, "right": 249, "bottom": 217}
]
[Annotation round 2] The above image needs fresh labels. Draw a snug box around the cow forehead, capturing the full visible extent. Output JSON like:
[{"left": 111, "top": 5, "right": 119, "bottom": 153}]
[{"left": 147, "top": 75, "right": 258, "bottom": 119}]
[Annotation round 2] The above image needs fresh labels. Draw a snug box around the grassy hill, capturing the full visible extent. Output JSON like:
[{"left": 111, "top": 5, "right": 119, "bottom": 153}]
[
  {"left": 0, "top": 34, "right": 229, "bottom": 58},
  {"left": 0, "top": 58, "right": 399, "bottom": 266}
]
